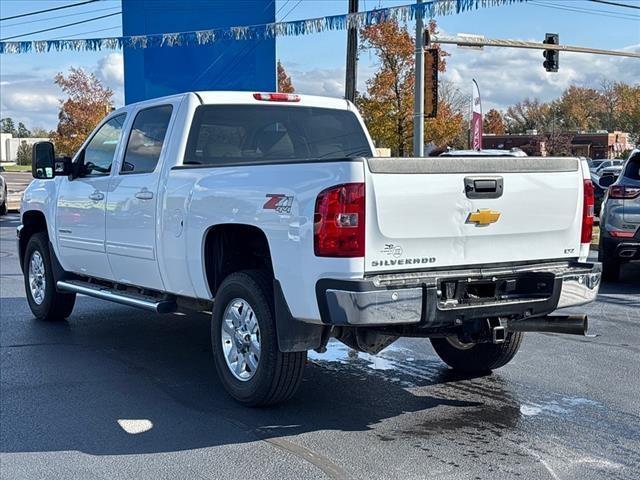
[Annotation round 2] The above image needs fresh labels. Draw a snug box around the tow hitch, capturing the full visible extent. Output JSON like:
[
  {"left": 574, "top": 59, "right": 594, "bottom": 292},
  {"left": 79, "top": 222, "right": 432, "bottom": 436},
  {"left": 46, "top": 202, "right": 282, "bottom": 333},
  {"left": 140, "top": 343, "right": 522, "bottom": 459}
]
[{"left": 487, "top": 318, "right": 506, "bottom": 344}]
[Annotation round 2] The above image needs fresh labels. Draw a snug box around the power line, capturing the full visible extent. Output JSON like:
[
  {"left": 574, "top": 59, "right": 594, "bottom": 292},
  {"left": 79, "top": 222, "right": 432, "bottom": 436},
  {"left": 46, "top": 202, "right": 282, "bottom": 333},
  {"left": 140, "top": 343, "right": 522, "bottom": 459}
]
[
  {"left": 2, "top": 6, "right": 120, "bottom": 29},
  {"left": 587, "top": 0, "right": 640, "bottom": 10},
  {"left": 0, "top": 0, "right": 100, "bottom": 22},
  {"left": 210, "top": 0, "right": 302, "bottom": 87},
  {"left": 50, "top": 24, "right": 121, "bottom": 40},
  {"left": 555, "top": 0, "right": 640, "bottom": 16},
  {"left": 0, "top": 12, "right": 121, "bottom": 41},
  {"left": 530, "top": 1, "right": 640, "bottom": 20}
]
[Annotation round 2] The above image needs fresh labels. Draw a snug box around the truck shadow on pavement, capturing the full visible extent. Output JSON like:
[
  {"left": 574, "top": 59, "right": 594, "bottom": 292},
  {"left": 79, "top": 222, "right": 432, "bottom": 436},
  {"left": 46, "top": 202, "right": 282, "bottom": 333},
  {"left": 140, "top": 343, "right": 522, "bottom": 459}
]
[{"left": 0, "top": 296, "right": 524, "bottom": 456}]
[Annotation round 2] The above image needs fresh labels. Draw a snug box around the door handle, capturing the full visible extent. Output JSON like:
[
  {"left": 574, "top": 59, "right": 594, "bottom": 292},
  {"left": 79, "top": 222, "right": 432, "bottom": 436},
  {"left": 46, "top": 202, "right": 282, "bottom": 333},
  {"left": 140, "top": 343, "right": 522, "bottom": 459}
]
[
  {"left": 464, "top": 177, "right": 504, "bottom": 199},
  {"left": 88, "top": 191, "right": 104, "bottom": 201},
  {"left": 135, "top": 188, "right": 154, "bottom": 200}
]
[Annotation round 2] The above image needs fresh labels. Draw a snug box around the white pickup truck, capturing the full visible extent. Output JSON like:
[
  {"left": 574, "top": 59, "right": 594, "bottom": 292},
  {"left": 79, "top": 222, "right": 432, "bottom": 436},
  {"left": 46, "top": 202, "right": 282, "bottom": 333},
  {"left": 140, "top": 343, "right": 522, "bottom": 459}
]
[{"left": 20, "top": 91, "right": 601, "bottom": 406}]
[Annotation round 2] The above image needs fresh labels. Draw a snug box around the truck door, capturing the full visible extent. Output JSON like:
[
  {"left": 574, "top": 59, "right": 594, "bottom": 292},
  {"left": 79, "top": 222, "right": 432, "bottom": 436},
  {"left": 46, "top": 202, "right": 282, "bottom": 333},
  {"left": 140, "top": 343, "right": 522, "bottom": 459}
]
[
  {"left": 56, "top": 114, "right": 127, "bottom": 280},
  {"left": 105, "top": 104, "right": 174, "bottom": 290}
]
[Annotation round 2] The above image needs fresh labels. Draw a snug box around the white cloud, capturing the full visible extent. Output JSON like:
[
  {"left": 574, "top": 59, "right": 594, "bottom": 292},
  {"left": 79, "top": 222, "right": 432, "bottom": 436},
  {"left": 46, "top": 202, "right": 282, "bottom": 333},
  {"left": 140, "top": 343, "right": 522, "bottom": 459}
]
[
  {"left": 288, "top": 67, "right": 345, "bottom": 97},
  {"left": 286, "top": 42, "right": 640, "bottom": 117},
  {"left": 2, "top": 92, "right": 59, "bottom": 112},
  {"left": 440, "top": 42, "right": 640, "bottom": 112},
  {"left": 97, "top": 52, "right": 124, "bottom": 85}
]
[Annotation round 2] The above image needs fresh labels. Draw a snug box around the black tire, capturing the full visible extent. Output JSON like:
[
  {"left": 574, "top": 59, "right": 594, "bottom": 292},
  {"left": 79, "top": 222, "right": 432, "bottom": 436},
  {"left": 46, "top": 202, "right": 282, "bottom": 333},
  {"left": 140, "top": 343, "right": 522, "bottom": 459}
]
[
  {"left": 0, "top": 190, "right": 7, "bottom": 215},
  {"left": 23, "top": 232, "right": 76, "bottom": 321},
  {"left": 211, "top": 270, "right": 306, "bottom": 407},
  {"left": 431, "top": 332, "right": 523, "bottom": 373}
]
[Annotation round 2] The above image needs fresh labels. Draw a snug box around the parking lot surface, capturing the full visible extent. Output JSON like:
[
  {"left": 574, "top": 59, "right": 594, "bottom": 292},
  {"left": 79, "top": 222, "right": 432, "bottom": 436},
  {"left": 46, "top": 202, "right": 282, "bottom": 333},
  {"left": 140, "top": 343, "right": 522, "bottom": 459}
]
[{"left": 1, "top": 211, "right": 639, "bottom": 480}]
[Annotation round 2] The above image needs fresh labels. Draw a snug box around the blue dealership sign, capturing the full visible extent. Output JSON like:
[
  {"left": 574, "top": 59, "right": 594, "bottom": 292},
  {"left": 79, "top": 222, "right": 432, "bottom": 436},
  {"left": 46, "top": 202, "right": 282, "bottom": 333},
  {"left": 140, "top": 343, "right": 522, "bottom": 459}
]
[{"left": 122, "top": 0, "right": 276, "bottom": 103}]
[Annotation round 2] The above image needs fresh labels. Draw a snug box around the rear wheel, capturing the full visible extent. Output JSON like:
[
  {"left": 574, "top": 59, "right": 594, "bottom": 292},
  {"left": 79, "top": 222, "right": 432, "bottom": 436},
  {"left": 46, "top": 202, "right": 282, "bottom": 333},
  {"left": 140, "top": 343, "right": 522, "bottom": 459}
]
[
  {"left": 431, "top": 332, "right": 523, "bottom": 372},
  {"left": 23, "top": 232, "right": 76, "bottom": 321},
  {"left": 211, "top": 270, "right": 306, "bottom": 406}
]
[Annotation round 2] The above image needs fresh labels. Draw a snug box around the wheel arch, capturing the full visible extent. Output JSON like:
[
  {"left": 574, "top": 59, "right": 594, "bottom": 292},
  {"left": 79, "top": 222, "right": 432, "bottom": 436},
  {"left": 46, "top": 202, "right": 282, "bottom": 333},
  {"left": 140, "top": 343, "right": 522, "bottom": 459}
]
[
  {"left": 202, "top": 223, "right": 274, "bottom": 299},
  {"left": 19, "top": 210, "right": 48, "bottom": 272}
]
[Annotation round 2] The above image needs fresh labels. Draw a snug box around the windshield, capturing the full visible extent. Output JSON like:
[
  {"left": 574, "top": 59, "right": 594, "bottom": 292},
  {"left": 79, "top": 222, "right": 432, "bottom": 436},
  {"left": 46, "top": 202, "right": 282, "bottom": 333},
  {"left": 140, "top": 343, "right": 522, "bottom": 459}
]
[{"left": 184, "top": 105, "right": 372, "bottom": 166}]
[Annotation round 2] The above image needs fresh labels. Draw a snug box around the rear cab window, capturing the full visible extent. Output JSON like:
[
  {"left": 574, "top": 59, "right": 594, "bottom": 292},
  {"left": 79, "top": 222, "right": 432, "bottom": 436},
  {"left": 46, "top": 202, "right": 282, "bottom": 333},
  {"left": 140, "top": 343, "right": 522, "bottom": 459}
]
[
  {"left": 121, "top": 105, "right": 173, "bottom": 174},
  {"left": 183, "top": 105, "right": 372, "bottom": 166}
]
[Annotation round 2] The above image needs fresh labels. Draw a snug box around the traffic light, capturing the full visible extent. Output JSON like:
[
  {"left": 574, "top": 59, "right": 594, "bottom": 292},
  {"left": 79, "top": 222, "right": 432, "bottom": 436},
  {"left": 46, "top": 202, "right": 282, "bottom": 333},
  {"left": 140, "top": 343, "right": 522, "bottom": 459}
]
[{"left": 543, "top": 33, "right": 559, "bottom": 72}]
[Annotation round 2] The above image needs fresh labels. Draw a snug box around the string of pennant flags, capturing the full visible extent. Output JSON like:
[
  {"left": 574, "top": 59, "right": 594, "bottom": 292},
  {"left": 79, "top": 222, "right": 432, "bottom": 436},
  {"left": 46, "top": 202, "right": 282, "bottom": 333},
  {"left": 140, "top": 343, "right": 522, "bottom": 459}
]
[{"left": 0, "top": 0, "right": 528, "bottom": 55}]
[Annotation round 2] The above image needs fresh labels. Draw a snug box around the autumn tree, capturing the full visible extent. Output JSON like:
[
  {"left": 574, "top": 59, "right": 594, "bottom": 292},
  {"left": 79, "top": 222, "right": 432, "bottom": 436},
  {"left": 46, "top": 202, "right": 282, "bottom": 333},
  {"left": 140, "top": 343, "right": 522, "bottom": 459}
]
[
  {"left": 545, "top": 132, "right": 573, "bottom": 156},
  {"left": 554, "top": 86, "right": 604, "bottom": 131},
  {"left": 611, "top": 82, "right": 640, "bottom": 143},
  {"left": 483, "top": 109, "right": 505, "bottom": 135},
  {"left": 277, "top": 60, "right": 295, "bottom": 93},
  {"left": 425, "top": 79, "right": 467, "bottom": 148},
  {"left": 504, "top": 98, "right": 552, "bottom": 134},
  {"left": 357, "top": 19, "right": 453, "bottom": 155},
  {"left": 52, "top": 67, "right": 113, "bottom": 156}
]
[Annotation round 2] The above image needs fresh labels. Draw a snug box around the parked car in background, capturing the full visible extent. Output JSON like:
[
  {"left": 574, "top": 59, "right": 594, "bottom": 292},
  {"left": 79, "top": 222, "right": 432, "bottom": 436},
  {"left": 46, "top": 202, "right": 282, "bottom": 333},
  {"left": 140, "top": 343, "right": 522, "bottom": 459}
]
[
  {"left": 599, "top": 149, "right": 640, "bottom": 281},
  {"left": 440, "top": 148, "right": 528, "bottom": 157},
  {"left": 0, "top": 172, "right": 7, "bottom": 215},
  {"left": 591, "top": 172, "right": 607, "bottom": 216},
  {"left": 598, "top": 164, "right": 623, "bottom": 180},
  {"left": 589, "top": 158, "right": 608, "bottom": 173},
  {"left": 594, "top": 159, "right": 624, "bottom": 175}
]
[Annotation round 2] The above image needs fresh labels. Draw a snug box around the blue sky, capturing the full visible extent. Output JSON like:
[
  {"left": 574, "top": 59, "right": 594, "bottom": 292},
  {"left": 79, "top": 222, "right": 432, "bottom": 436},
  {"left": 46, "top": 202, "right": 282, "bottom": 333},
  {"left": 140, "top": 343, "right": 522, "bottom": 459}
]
[{"left": 1, "top": 0, "right": 639, "bottom": 130}]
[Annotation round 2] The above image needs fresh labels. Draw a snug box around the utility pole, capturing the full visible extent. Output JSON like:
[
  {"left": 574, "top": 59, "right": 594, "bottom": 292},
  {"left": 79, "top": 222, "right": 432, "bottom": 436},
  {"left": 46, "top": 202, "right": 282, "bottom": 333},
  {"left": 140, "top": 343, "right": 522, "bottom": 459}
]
[
  {"left": 345, "top": 0, "right": 358, "bottom": 103},
  {"left": 412, "top": 0, "right": 424, "bottom": 157}
]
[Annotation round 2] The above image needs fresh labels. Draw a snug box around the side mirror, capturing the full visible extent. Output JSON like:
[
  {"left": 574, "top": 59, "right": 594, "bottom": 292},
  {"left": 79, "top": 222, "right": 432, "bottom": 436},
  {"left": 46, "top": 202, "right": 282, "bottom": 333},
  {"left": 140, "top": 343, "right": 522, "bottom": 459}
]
[
  {"left": 32, "top": 141, "right": 55, "bottom": 179},
  {"left": 599, "top": 175, "right": 616, "bottom": 188}
]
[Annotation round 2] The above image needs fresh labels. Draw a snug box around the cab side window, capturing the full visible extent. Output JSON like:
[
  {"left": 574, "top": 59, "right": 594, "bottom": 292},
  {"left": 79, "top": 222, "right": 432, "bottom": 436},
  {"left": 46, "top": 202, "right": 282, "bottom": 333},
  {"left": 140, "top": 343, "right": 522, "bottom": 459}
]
[
  {"left": 121, "top": 105, "right": 173, "bottom": 174},
  {"left": 82, "top": 114, "right": 126, "bottom": 176}
]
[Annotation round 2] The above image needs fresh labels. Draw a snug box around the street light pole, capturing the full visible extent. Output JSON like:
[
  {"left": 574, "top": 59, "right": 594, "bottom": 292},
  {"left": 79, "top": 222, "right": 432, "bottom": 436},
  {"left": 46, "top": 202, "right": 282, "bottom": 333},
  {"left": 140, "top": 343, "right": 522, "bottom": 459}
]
[{"left": 413, "top": 0, "right": 424, "bottom": 157}]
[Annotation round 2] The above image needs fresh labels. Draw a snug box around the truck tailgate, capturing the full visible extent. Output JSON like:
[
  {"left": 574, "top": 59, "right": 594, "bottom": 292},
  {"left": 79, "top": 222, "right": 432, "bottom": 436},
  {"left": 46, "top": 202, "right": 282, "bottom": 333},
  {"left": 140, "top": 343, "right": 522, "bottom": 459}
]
[{"left": 365, "top": 157, "right": 584, "bottom": 273}]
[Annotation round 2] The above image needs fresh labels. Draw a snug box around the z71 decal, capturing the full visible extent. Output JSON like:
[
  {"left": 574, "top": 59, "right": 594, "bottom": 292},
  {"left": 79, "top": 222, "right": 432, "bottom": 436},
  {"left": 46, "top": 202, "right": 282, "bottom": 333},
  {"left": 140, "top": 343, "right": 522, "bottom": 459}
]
[{"left": 263, "top": 194, "right": 293, "bottom": 214}]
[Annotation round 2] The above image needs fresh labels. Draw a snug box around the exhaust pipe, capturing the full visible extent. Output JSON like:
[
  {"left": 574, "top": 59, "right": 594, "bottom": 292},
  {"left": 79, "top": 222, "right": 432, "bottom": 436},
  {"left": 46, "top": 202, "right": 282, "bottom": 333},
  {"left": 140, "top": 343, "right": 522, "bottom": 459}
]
[
  {"left": 507, "top": 314, "right": 588, "bottom": 336},
  {"left": 619, "top": 248, "right": 637, "bottom": 258}
]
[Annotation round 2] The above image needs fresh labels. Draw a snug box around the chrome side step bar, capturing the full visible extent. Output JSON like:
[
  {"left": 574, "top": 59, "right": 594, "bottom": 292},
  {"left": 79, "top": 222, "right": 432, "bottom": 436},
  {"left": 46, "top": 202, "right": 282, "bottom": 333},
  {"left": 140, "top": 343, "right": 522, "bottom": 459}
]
[{"left": 57, "top": 280, "right": 177, "bottom": 314}]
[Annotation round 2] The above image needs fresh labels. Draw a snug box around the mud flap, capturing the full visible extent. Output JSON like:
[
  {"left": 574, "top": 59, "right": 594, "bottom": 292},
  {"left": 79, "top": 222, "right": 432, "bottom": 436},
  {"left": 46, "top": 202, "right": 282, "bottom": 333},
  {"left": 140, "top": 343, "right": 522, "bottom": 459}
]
[{"left": 274, "top": 280, "right": 325, "bottom": 352}]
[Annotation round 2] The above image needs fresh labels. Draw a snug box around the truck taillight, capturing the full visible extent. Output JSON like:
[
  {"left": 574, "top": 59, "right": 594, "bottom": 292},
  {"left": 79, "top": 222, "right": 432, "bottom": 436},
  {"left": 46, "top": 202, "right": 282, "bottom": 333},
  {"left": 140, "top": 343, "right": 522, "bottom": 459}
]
[
  {"left": 253, "top": 92, "right": 300, "bottom": 102},
  {"left": 581, "top": 180, "right": 595, "bottom": 244},
  {"left": 314, "top": 183, "right": 365, "bottom": 257},
  {"left": 608, "top": 185, "right": 640, "bottom": 199}
]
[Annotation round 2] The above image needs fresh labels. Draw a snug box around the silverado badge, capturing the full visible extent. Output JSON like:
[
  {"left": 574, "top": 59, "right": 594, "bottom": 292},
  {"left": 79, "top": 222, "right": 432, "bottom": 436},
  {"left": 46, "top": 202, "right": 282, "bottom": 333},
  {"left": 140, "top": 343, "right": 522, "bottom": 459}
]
[{"left": 467, "top": 209, "right": 501, "bottom": 226}]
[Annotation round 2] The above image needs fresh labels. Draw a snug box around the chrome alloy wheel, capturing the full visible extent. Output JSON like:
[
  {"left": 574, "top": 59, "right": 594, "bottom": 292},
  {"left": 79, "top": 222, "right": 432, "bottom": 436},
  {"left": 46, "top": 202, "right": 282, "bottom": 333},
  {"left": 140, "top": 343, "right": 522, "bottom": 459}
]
[
  {"left": 446, "top": 336, "right": 476, "bottom": 350},
  {"left": 28, "top": 251, "right": 46, "bottom": 305},
  {"left": 221, "top": 298, "right": 261, "bottom": 381}
]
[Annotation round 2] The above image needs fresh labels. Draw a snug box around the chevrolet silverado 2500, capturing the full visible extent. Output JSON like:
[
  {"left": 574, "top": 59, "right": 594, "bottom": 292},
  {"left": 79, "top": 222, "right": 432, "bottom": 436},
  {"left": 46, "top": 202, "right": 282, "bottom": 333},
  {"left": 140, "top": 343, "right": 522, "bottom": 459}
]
[{"left": 20, "top": 91, "right": 601, "bottom": 406}]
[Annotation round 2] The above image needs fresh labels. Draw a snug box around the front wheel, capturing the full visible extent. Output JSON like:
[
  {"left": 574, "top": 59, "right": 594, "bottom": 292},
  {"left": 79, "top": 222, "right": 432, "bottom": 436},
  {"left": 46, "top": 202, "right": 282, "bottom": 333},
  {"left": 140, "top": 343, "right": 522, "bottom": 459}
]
[
  {"left": 0, "top": 188, "right": 7, "bottom": 215},
  {"left": 23, "top": 232, "right": 76, "bottom": 321},
  {"left": 431, "top": 332, "right": 523, "bottom": 373},
  {"left": 211, "top": 270, "right": 306, "bottom": 406}
]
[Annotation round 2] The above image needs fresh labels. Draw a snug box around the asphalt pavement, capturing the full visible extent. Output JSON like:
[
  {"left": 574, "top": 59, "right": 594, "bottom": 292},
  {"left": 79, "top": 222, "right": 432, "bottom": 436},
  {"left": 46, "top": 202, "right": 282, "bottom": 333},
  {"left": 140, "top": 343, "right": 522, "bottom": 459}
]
[{"left": 1, "top": 211, "right": 639, "bottom": 480}]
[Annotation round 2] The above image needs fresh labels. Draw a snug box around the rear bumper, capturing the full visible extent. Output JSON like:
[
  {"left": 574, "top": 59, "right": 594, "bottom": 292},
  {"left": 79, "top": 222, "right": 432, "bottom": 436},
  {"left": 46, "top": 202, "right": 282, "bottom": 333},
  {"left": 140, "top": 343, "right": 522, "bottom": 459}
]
[{"left": 316, "top": 261, "right": 601, "bottom": 327}]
